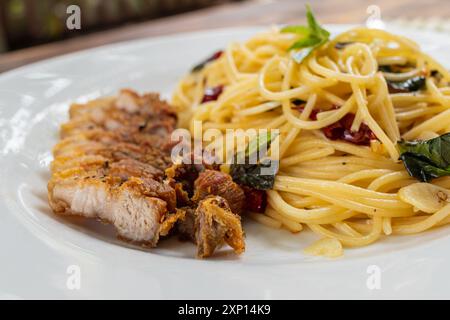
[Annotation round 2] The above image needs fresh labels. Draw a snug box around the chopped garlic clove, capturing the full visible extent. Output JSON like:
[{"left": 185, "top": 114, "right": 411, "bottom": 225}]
[
  {"left": 398, "top": 183, "right": 450, "bottom": 214},
  {"left": 304, "top": 238, "right": 343, "bottom": 258}
]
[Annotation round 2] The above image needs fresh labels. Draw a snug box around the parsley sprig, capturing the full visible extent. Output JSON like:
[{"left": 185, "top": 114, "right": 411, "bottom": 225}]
[{"left": 281, "top": 5, "right": 330, "bottom": 63}]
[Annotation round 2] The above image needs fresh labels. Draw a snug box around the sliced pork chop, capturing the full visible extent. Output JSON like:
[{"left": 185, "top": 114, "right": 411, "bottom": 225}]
[
  {"left": 48, "top": 90, "right": 177, "bottom": 246},
  {"left": 49, "top": 171, "right": 167, "bottom": 245},
  {"left": 48, "top": 89, "right": 247, "bottom": 257}
]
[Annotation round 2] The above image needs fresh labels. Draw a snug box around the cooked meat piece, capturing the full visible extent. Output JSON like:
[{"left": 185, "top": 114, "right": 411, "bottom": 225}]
[
  {"left": 166, "top": 163, "right": 202, "bottom": 202},
  {"left": 109, "top": 159, "right": 164, "bottom": 181},
  {"left": 185, "top": 196, "right": 245, "bottom": 258},
  {"left": 165, "top": 163, "right": 246, "bottom": 257},
  {"left": 165, "top": 160, "right": 221, "bottom": 205},
  {"left": 177, "top": 207, "right": 196, "bottom": 241},
  {"left": 175, "top": 197, "right": 245, "bottom": 258},
  {"left": 159, "top": 209, "right": 186, "bottom": 237},
  {"left": 63, "top": 89, "right": 177, "bottom": 141},
  {"left": 192, "top": 170, "right": 245, "bottom": 214},
  {"left": 52, "top": 139, "right": 171, "bottom": 172},
  {"left": 48, "top": 90, "right": 177, "bottom": 246},
  {"left": 51, "top": 154, "right": 108, "bottom": 173},
  {"left": 49, "top": 171, "right": 166, "bottom": 245},
  {"left": 48, "top": 89, "right": 247, "bottom": 258},
  {"left": 135, "top": 178, "right": 177, "bottom": 211}
]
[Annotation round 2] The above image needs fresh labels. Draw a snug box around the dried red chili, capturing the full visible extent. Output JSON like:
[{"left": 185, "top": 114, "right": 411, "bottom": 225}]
[
  {"left": 291, "top": 103, "right": 319, "bottom": 120},
  {"left": 322, "top": 113, "right": 377, "bottom": 146},
  {"left": 292, "top": 103, "right": 376, "bottom": 146},
  {"left": 201, "top": 85, "right": 224, "bottom": 103},
  {"left": 192, "top": 50, "right": 223, "bottom": 72},
  {"left": 241, "top": 185, "right": 267, "bottom": 213}
]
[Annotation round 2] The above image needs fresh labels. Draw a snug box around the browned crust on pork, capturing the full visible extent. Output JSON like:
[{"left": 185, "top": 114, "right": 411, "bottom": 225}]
[
  {"left": 192, "top": 170, "right": 245, "bottom": 214},
  {"left": 194, "top": 196, "right": 245, "bottom": 258},
  {"left": 48, "top": 89, "right": 247, "bottom": 258},
  {"left": 48, "top": 90, "right": 177, "bottom": 246}
]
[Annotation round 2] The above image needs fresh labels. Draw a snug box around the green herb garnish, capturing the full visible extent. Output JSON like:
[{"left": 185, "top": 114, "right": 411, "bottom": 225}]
[
  {"left": 230, "top": 132, "right": 279, "bottom": 190},
  {"left": 281, "top": 4, "right": 330, "bottom": 63},
  {"left": 398, "top": 133, "right": 450, "bottom": 182}
]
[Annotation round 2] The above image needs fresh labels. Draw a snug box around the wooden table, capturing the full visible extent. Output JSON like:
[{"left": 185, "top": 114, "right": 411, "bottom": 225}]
[{"left": 1, "top": 0, "right": 449, "bottom": 73}]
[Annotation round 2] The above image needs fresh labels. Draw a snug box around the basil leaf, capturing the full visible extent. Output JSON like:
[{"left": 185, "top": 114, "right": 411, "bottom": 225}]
[
  {"left": 399, "top": 133, "right": 450, "bottom": 168},
  {"left": 305, "top": 4, "right": 321, "bottom": 35},
  {"left": 398, "top": 133, "right": 450, "bottom": 182},
  {"left": 305, "top": 4, "right": 330, "bottom": 39},
  {"left": 281, "top": 5, "right": 330, "bottom": 63},
  {"left": 399, "top": 153, "right": 450, "bottom": 183},
  {"left": 281, "top": 25, "right": 311, "bottom": 36},
  {"left": 230, "top": 132, "right": 279, "bottom": 190},
  {"left": 288, "top": 36, "right": 322, "bottom": 50},
  {"left": 230, "top": 161, "right": 277, "bottom": 190}
]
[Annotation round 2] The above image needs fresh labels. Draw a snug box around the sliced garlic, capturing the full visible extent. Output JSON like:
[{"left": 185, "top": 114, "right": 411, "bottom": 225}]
[
  {"left": 304, "top": 238, "right": 343, "bottom": 258},
  {"left": 398, "top": 183, "right": 450, "bottom": 213}
]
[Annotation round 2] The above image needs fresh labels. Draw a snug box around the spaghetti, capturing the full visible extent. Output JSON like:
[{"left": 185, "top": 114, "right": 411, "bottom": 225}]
[{"left": 172, "top": 25, "right": 450, "bottom": 256}]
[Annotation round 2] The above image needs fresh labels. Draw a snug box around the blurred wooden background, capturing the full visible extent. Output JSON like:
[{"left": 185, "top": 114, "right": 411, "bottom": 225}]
[
  {"left": 1, "top": 0, "right": 449, "bottom": 73},
  {"left": 0, "top": 0, "right": 236, "bottom": 52}
]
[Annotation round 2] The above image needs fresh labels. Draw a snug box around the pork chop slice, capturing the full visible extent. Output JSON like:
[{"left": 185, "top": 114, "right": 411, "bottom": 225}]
[
  {"left": 48, "top": 171, "right": 167, "bottom": 245},
  {"left": 48, "top": 90, "right": 177, "bottom": 246}
]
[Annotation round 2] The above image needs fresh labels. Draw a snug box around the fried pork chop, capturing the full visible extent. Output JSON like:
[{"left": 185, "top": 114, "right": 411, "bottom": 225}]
[
  {"left": 48, "top": 89, "right": 177, "bottom": 246},
  {"left": 48, "top": 89, "right": 246, "bottom": 257}
]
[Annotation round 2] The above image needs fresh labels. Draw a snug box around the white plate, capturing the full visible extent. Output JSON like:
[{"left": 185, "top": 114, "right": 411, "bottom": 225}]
[{"left": 1, "top": 25, "right": 450, "bottom": 300}]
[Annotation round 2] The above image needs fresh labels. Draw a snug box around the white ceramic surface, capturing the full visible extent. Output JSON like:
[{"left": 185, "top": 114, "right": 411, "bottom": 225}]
[{"left": 1, "top": 25, "right": 450, "bottom": 299}]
